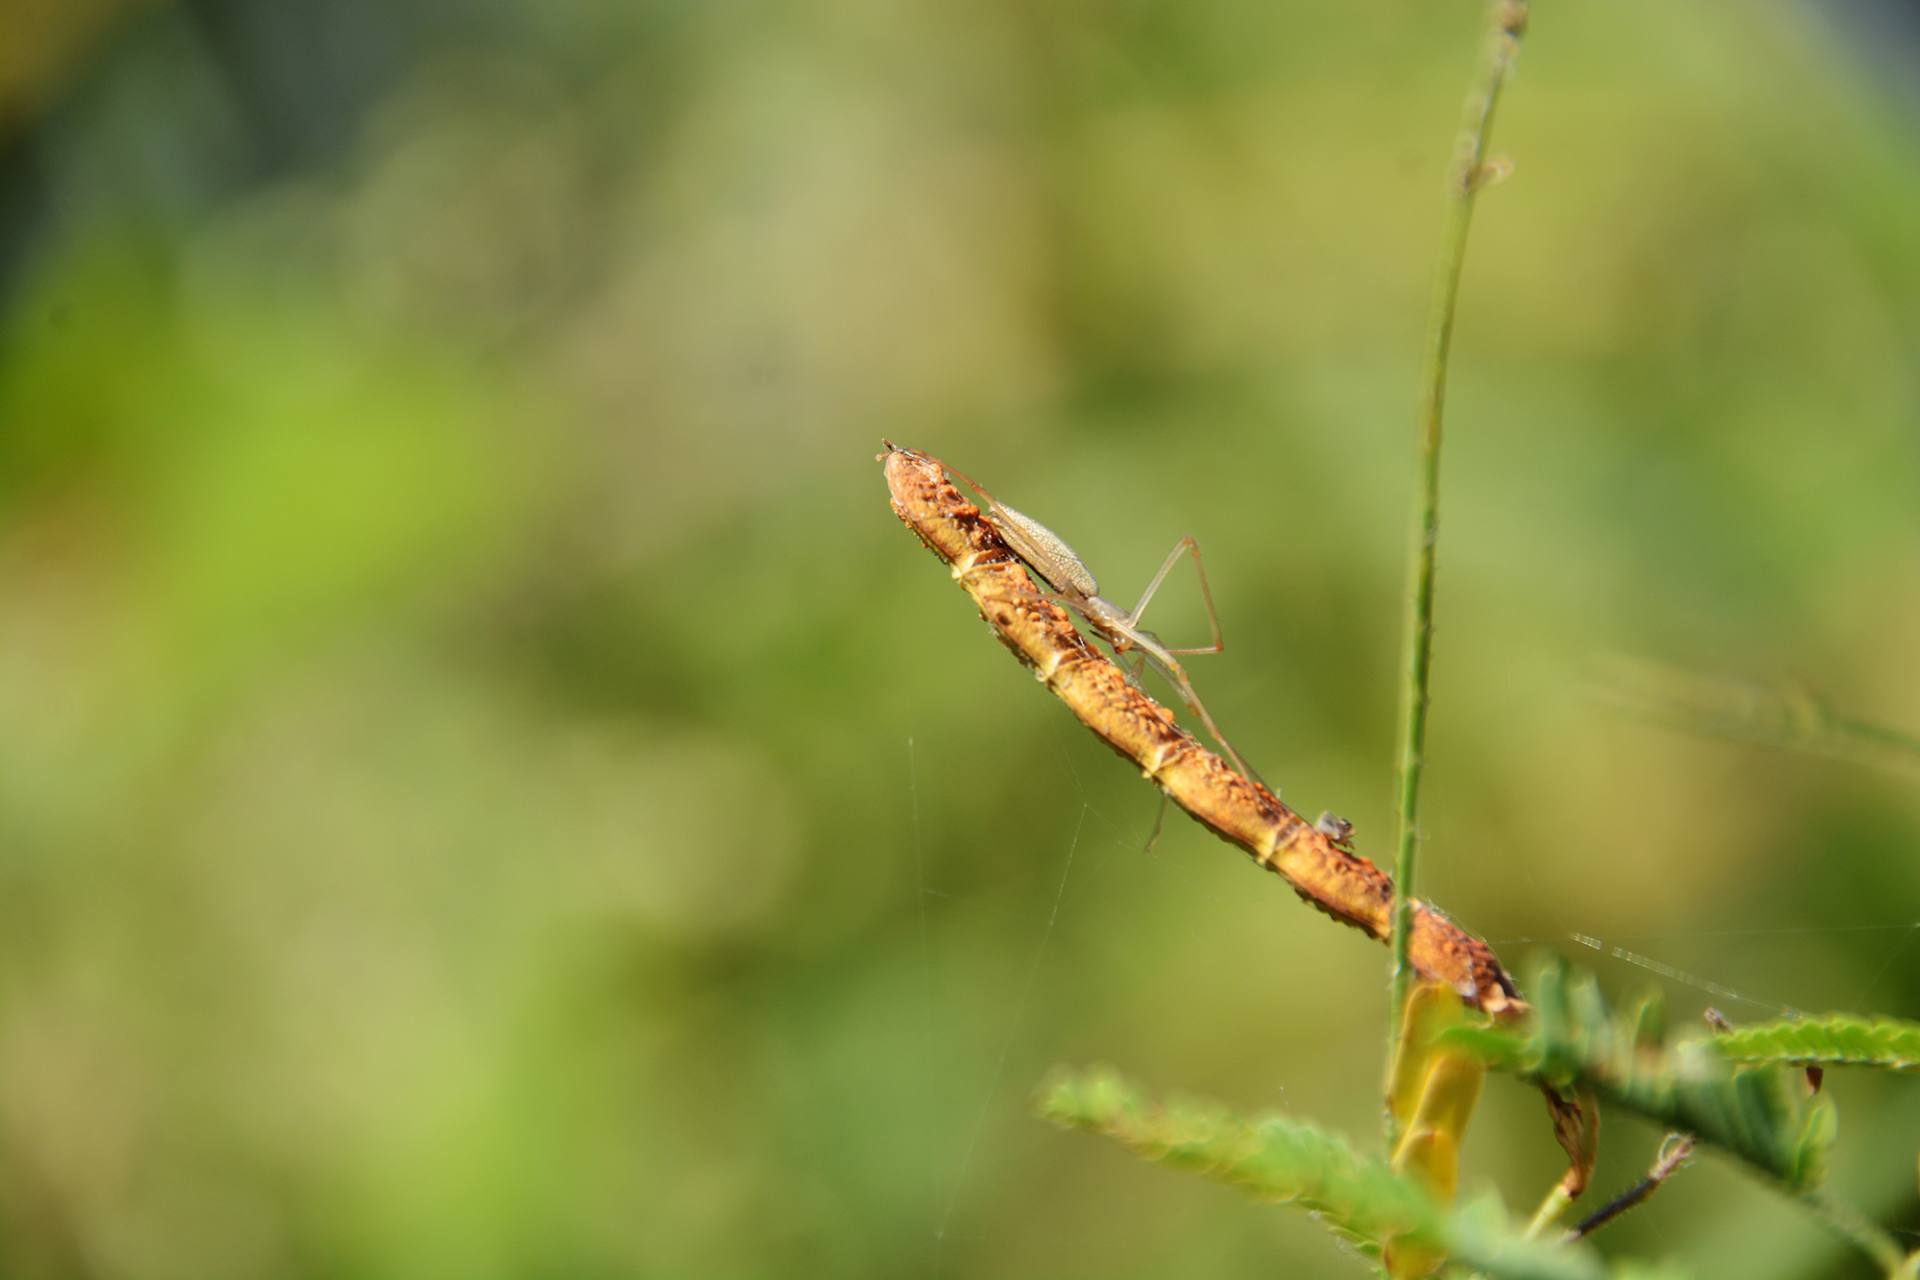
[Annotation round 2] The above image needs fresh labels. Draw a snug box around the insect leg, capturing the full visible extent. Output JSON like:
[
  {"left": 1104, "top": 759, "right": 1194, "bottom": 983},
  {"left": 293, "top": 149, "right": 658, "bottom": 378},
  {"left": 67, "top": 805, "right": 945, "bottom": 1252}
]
[{"left": 1128, "top": 535, "right": 1224, "bottom": 656}]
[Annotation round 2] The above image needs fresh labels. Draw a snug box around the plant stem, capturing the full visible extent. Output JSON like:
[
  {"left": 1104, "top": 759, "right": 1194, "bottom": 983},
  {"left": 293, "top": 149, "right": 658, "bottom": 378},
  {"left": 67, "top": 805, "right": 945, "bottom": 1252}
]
[
  {"left": 1568, "top": 1132, "right": 1695, "bottom": 1240},
  {"left": 1386, "top": 0, "right": 1528, "bottom": 1147},
  {"left": 1798, "top": 1192, "right": 1908, "bottom": 1276},
  {"left": 1522, "top": 1183, "right": 1572, "bottom": 1239}
]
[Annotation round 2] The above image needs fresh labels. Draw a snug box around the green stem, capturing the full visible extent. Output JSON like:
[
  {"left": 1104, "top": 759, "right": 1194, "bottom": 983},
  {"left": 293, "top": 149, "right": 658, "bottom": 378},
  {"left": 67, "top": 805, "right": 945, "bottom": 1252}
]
[
  {"left": 1385, "top": 0, "right": 1528, "bottom": 1148},
  {"left": 1522, "top": 1183, "right": 1572, "bottom": 1240},
  {"left": 1797, "top": 1193, "right": 1908, "bottom": 1277}
]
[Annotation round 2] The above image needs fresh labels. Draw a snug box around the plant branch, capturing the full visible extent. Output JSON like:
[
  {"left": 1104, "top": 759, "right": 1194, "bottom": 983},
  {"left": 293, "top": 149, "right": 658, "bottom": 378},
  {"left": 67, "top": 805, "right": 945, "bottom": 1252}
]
[
  {"left": 1386, "top": 0, "right": 1529, "bottom": 1144},
  {"left": 1798, "top": 1192, "right": 1910, "bottom": 1277},
  {"left": 1569, "top": 1133, "right": 1695, "bottom": 1241}
]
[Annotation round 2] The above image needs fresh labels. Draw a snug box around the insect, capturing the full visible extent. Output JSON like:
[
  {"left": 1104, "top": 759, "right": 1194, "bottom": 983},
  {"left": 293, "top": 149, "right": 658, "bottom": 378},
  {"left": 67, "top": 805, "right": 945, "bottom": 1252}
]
[
  {"left": 1315, "top": 811, "right": 1356, "bottom": 846},
  {"left": 880, "top": 441, "right": 1524, "bottom": 1019},
  {"left": 936, "top": 457, "right": 1264, "bottom": 791}
]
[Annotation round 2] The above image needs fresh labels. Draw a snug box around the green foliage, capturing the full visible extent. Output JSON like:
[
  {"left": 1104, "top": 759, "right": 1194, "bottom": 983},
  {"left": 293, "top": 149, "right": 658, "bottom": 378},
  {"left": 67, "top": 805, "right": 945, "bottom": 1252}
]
[
  {"left": 1039, "top": 1065, "right": 1433, "bottom": 1254},
  {"left": 1441, "top": 962, "right": 1837, "bottom": 1191},
  {"left": 1037, "top": 1067, "right": 1691, "bottom": 1280},
  {"left": 1708, "top": 1014, "right": 1920, "bottom": 1074}
]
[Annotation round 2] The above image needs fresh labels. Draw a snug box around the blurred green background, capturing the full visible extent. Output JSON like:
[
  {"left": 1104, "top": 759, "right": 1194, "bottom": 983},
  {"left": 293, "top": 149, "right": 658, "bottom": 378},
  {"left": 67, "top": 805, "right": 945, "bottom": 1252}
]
[{"left": 2, "top": 1, "right": 1918, "bottom": 1276}]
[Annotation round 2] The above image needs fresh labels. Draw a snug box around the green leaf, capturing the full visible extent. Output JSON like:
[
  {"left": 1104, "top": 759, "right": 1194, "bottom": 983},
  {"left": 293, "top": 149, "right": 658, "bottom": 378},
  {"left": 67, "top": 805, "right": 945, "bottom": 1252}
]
[
  {"left": 1434, "top": 1023, "right": 1531, "bottom": 1067},
  {"left": 1709, "top": 1014, "right": 1920, "bottom": 1074},
  {"left": 1037, "top": 1066, "right": 1691, "bottom": 1280},
  {"left": 1443, "top": 961, "right": 1838, "bottom": 1192},
  {"left": 1037, "top": 1065, "right": 1433, "bottom": 1253}
]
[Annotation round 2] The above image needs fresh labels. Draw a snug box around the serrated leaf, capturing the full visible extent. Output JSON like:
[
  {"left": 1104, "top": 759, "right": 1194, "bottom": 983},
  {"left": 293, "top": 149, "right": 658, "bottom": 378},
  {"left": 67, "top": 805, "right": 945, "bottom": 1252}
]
[
  {"left": 1450, "top": 961, "right": 1838, "bottom": 1191},
  {"left": 1038, "top": 1067, "right": 1693, "bottom": 1280},
  {"left": 1038, "top": 1065, "right": 1435, "bottom": 1250},
  {"left": 1709, "top": 1014, "right": 1920, "bottom": 1074}
]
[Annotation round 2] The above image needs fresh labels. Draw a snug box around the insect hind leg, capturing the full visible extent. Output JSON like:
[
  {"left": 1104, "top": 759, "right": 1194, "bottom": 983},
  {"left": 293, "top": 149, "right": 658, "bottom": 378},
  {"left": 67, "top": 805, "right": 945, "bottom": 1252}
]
[{"left": 1126, "top": 535, "right": 1224, "bottom": 656}]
